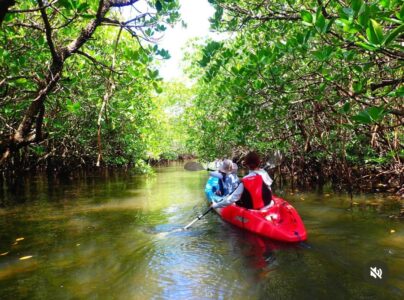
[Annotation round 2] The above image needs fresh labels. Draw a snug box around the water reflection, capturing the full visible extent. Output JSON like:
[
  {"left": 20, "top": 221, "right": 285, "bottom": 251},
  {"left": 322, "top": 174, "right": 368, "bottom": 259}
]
[{"left": 0, "top": 164, "right": 403, "bottom": 299}]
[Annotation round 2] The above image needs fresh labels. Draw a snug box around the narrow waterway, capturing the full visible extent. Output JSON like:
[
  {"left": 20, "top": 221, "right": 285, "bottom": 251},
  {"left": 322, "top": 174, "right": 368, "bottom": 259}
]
[{"left": 0, "top": 164, "right": 403, "bottom": 299}]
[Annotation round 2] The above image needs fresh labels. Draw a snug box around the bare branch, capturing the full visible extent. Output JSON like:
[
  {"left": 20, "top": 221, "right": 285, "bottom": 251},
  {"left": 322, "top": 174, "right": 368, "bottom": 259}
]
[
  {"left": 0, "top": 114, "right": 15, "bottom": 131},
  {"left": 370, "top": 78, "right": 404, "bottom": 91},
  {"left": 9, "top": 22, "right": 43, "bottom": 31},
  {"left": 9, "top": 0, "right": 58, "bottom": 13},
  {"left": 38, "top": 0, "right": 59, "bottom": 62},
  {"left": 76, "top": 50, "right": 122, "bottom": 74},
  {"left": 110, "top": 0, "right": 140, "bottom": 7}
]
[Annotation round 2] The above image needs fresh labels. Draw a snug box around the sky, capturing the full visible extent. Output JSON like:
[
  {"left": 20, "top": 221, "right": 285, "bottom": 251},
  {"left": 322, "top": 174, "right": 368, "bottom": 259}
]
[{"left": 157, "top": 0, "right": 221, "bottom": 80}]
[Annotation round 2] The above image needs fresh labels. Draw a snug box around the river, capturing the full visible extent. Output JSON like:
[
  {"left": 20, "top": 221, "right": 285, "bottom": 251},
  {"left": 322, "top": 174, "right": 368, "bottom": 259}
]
[{"left": 0, "top": 163, "right": 403, "bottom": 299}]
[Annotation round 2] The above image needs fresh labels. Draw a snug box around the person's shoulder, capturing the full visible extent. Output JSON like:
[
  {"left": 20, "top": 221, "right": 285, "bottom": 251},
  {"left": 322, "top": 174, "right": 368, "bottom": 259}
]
[
  {"left": 210, "top": 171, "right": 223, "bottom": 179},
  {"left": 243, "top": 172, "right": 254, "bottom": 178},
  {"left": 256, "top": 169, "right": 269, "bottom": 175}
]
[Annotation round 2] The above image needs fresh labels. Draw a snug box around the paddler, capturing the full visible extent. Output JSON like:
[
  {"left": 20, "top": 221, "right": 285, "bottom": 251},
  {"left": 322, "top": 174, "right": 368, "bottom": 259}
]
[
  {"left": 211, "top": 151, "right": 273, "bottom": 210},
  {"left": 209, "top": 159, "right": 239, "bottom": 196}
]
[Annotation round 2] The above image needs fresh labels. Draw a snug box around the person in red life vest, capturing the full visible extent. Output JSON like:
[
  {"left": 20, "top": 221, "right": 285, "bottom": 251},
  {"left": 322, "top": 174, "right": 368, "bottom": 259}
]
[{"left": 211, "top": 151, "right": 273, "bottom": 210}]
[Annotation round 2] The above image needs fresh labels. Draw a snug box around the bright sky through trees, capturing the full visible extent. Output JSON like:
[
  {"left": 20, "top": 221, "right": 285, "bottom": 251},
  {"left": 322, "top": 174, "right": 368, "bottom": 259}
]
[{"left": 158, "top": 0, "right": 220, "bottom": 80}]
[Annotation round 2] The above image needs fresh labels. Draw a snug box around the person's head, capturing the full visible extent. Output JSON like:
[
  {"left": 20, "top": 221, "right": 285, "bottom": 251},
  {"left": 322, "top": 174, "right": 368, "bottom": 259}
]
[
  {"left": 243, "top": 151, "right": 261, "bottom": 170},
  {"left": 219, "top": 159, "right": 234, "bottom": 174}
]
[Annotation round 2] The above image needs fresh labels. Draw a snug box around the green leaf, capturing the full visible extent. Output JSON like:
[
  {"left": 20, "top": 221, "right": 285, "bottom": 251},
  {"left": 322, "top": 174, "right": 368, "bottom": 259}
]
[
  {"left": 398, "top": 4, "right": 404, "bottom": 20},
  {"left": 383, "top": 24, "right": 404, "bottom": 45},
  {"left": 66, "top": 99, "right": 81, "bottom": 114},
  {"left": 352, "top": 106, "right": 385, "bottom": 124},
  {"left": 342, "top": 102, "right": 351, "bottom": 113},
  {"left": 358, "top": 4, "right": 370, "bottom": 27},
  {"left": 343, "top": 50, "right": 355, "bottom": 61},
  {"left": 301, "top": 10, "right": 313, "bottom": 23},
  {"left": 379, "top": 0, "right": 390, "bottom": 9},
  {"left": 58, "top": 0, "right": 74, "bottom": 10},
  {"left": 343, "top": 7, "right": 355, "bottom": 18},
  {"left": 153, "top": 82, "right": 163, "bottom": 93},
  {"left": 16, "top": 78, "right": 28, "bottom": 85},
  {"left": 315, "top": 14, "right": 326, "bottom": 32},
  {"left": 387, "top": 86, "right": 404, "bottom": 98},
  {"left": 313, "top": 46, "right": 333, "bottom": 61},
  {"left": 148, "top": 70, "right": 157, "bottom": 80},
  {"left": 296, "top": 33, "right": 305, "bottom": 44},
  {"left": 351, "top": 110, "right": 372, "bottom": 124},
  {"left": 394, "top": 86, "right": 404, "bottom": 97},
  {"left": 145, "top": 28, "right": 153, "bottom": 36},
  {"left": 81, "top": 13, "right": 93, "bottom": 19},
  {"left": 351, "top": 0, "right": 363, "bottom": 13},
  {"left": 4, "top": 12, "right": 15, "bottom": 22},
  {"left": 325, "top": 18, "right": 335, "bottom": 32},
  {"left": 367, "top": 106, "right": 386, "bottom": 122},
  {"left": 77, "top": 3, "right": 89, "bottom": 12},
  {"left": 352, "top": 65, "right": 362, "bottom": 73},
  {"left": 335, "top": 18, "right": 351, "bottom": 27},
  {"left": 356, "top": 41, "right": 377, "bottom": 51},
  {"left": 156, "top": 0, "right": 163, "bottom": 12},
  {"left": 366, "top": 19, "right": 384, "bottom": 45},
  {"left": 352, "top": 81, "right": 363, "bottom": 93}
]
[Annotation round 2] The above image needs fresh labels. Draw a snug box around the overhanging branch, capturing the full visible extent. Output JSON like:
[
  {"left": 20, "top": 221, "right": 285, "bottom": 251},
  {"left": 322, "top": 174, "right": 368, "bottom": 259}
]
[
  {"left": 76, "top": 50, "right": 122, "bottom": 74},
  {"left": 110, "top": 0, "right": 140, "bottom": 7}
]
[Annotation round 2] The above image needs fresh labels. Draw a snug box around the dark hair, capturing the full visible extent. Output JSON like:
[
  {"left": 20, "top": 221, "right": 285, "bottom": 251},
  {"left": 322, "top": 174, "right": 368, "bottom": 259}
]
[{"left": 244, "top": 151, "right": 261, "bottom": 169}]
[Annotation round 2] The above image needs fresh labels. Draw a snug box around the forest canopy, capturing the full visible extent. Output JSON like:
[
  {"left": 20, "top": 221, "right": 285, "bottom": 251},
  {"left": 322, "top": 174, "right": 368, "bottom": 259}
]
[
  {"left": 0, "top": 0, "right": 183, "bottom": 172},
  {"left": 0, "top": 0, "right": 402, "bottom": 191},
  {"left": 185, "top": 0, "right": 403, "bottom": 190}
]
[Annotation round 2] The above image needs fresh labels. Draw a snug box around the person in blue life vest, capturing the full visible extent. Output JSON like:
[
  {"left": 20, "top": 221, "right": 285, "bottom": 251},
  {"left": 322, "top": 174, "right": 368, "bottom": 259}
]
[
  {"left": 209, "top": 159, "right": 240, "bottom": 196},
  {"left": 211, "top": 152, "right": 273, "bottom": 210}
]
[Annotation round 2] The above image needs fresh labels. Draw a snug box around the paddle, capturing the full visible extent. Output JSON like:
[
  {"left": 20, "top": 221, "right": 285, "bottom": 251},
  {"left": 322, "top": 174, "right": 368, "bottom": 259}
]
[{"left": 183, "top": 206, "right": 213, "bottom": 230}]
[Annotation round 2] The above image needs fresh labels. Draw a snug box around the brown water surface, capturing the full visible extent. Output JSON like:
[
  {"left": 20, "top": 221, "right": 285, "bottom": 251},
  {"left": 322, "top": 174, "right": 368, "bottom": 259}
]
[{"left": 0, "top": 164, "right": 403, "bottom": 299}]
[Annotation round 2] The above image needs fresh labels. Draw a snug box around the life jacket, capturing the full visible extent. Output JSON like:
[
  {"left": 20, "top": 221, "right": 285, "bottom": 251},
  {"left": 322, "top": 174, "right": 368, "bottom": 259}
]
[{"left": 237, "top": 174, "right": 272, "bottom": 209}]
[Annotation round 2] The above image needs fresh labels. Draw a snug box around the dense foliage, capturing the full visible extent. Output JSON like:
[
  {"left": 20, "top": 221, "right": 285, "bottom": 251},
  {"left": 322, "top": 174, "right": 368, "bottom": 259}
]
[
  {"left": 146, "top": 81, "right": 194, "bottom": 160},
  {"left": 186, "top": 0, "right": 403, "bottom": 190},
  {"left": 0, "top": 0, "right": 181, "bottom": 173},
  {"left": 0, "top": 0, "right": 402, "bottom": 191}
]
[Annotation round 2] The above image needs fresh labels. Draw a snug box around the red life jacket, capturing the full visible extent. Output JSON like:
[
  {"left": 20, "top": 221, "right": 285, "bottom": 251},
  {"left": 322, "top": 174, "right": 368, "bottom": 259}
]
[{"left": 237, "top": 174, "right": 272, "bottom": 209}]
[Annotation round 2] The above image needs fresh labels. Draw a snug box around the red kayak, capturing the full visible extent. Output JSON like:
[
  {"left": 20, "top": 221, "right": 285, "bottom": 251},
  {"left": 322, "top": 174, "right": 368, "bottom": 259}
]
[{"left": 205, "top": 177, "right": 307, "bottom": 242}]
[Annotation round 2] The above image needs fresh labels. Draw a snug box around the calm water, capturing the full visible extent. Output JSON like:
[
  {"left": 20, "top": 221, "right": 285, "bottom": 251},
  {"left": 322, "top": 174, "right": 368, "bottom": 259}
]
[{"left": 0, "top": 164, "right": 403, "bottom": 299}]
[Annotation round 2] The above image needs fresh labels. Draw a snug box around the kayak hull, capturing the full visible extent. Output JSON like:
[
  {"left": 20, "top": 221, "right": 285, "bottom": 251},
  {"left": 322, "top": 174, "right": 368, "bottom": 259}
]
[{"left": 205, "top": 177, "right": 307, "bottom": 242}]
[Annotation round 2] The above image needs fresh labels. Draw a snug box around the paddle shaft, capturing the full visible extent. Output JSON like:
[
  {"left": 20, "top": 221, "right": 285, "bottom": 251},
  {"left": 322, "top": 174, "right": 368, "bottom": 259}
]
[{"left": 183, "top": 207, "right": 213, "bottom": 230}]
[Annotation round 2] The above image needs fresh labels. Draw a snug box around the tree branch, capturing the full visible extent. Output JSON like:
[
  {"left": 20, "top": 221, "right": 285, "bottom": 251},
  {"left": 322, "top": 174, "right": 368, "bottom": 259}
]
[
  {"left": 9, "top": 21, "right": 43, "bottom": 31},
  {"left": 38, "top": 0, "right": 59, "bottom": 63},
  {"left": 370, "top": 78, "right": 403, "bottom": 91},
  {"left": 8, "top": 0, "right": 59, "bottom": 13},
  {"left": 65, "top": 0, "right": 111, "bottom": 56},
  {"left": 76, "top": 50, "right": 122, "bottom": 74},
  {"left": 110, "top": 0, "right": 140, "bottom": 7}
]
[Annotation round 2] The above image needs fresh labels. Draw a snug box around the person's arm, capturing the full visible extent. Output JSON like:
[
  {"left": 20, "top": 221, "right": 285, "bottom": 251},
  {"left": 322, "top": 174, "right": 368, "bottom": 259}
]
[
  {"left": 212, "top": 183, "right": 244, "bottom": 208},
  {"left": 209, "top": 171, "right": 223, "bottom": 179},
  {"left": 257, "top": 169, "right": 273, "bottom": 189}
]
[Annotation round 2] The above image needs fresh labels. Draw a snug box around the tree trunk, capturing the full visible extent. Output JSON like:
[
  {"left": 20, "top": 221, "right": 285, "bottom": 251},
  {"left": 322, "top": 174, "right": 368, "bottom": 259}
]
[{"left": 0, "top": 0, "right": 113, "bottom": 164}]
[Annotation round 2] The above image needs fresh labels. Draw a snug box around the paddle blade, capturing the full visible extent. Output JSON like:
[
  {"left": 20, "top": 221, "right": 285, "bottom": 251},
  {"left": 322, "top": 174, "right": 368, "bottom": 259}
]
[{"left": 184, "top": 161, "right": 205, "bottom": 171}]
